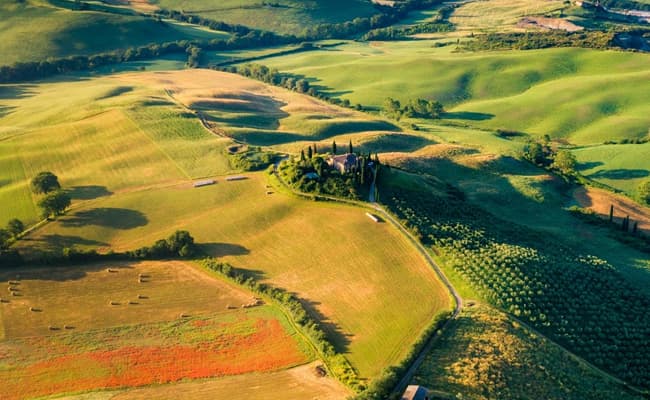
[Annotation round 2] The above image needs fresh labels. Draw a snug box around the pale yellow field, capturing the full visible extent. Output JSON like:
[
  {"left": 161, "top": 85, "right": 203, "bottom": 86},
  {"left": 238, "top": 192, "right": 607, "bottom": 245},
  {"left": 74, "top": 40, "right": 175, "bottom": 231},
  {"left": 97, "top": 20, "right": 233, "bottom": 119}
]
[
  {"left": 450, "top": 0, "right": 566, "bottom": 32},
  {"left": 0, "top": 261, "right": 253, "bottom": 338}
]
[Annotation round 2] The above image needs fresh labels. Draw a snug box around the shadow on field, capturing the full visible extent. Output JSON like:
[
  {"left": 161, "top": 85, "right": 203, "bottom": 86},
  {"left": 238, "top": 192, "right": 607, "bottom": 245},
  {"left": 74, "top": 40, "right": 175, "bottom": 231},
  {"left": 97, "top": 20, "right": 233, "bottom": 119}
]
[
  {"left": 66, "top": 185, "right": 113, "bottom": 200},
  {"left": 61, "top": 208, "right": 148, "bottom": 229},
  {"left": 0, "top": 84, "right": 36, "bottom": 100},
  {"left": 301, "top": 299, "right": 352, "bottom": 353},
  {"left": 443, "top": 111, "right": 494, "bottom": 121},
  {"left": 0, "top": 262, "right": 133, "bottom": 282},
  {"left": 0, "top": 105, "right": 15, "bottom": 118},
  {"left": 576, "top": 161, "right": 604, "bottom": 171},
  {"left": 200, "top": 242, "right": 250, "bottom": 257},
  {"left": 588, "top": 169, "right": 650, "bottom": 180}
]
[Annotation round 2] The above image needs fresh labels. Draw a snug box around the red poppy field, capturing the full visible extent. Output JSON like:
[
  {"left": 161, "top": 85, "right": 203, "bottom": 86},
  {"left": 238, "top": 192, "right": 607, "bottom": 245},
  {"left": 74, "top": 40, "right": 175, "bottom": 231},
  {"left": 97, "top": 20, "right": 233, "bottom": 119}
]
[{"left": 0, "top": 308, "right": 309, "bottom": 400}]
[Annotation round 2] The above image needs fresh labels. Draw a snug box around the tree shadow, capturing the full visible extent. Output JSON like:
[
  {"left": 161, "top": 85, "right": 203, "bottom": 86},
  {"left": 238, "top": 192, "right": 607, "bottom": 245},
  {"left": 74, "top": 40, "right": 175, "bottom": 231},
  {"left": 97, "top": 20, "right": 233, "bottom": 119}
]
[
  {"left": 301, "top": 299, "right": 352, "bottom": 354},
  {"left": 0, "top": 84, "right": 37, "bottom": 100},
  {"left": 0, "top": 105, "right": 16, "bottom": 118},
  {"left": 199, "top": 242, "right": 250, "bottom": 257},
  {"left": 443, "top": 111, "right": 495, "bottom": 121},
  {"left": 61, "top": 208, "right": 148, "bottom": 229},
  {"left": 576, "top": 161, "right": 604, "bottom": 171},
  {"left": 0, "top": 261, "right": 134, "bottom": 282},
  {"left": 588, "top": 169, "right": 650, "bottom": 180},
  {"left": 66, "top": 185, "right": 113, "bottom": 200}
]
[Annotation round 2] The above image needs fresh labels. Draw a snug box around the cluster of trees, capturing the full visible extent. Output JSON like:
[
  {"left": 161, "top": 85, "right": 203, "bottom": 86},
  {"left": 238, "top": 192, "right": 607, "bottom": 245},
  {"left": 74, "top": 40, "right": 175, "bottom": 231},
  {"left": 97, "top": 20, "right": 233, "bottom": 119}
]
[
  {"left": 638, "top": 180, "right": 650, "bottom": 205},
  {"left": 0, "top": 32, "right": 295, "bottom": 83},
  {"left": 201, "top": 258, "right": 360, "bottom": 389},
  {"left": 569, "top": 206, "right": 649, "bottom": 253},
  {"left": 463, "top": 31, "right": 618, "bottom": 51},
  {"left": 278, "top": 142, "right": 380, "bottom": 200},
  {"left": 226, "top": 146, "right": 277, "bottom": 171},
  {"left": 382, "top": 184, "right": 650, "bottom": 388},
  {"left": 599, "top": 0, "right": 650, "bottom": 11},
  {"left": 362, "top": 5, "right": 455, "bottom": 41},
  {"left": 383, "top": 97, "right": 444, "bottom": 120},
  {"left": 127, "top": 230, "right": 197, "bottom": 259},
  {"left": 223, "top": 63, "right": 313, "bottom": 95},
  {"left": 522, "top": 138, "right": 578, "bottom": 176},
  {"left": 31, "top": 172, "right": 71, "bottom": 219}
]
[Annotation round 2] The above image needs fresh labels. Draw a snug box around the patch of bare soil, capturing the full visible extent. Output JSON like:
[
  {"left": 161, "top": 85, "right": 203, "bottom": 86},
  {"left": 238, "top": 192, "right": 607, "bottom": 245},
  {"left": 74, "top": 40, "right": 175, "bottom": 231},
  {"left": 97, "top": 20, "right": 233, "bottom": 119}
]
[
  {"left": 573, "top": 186, "right": 650, "bottom": 233},
  {"left": 518, "top": 17, "right": 584, "bottom": 32}
]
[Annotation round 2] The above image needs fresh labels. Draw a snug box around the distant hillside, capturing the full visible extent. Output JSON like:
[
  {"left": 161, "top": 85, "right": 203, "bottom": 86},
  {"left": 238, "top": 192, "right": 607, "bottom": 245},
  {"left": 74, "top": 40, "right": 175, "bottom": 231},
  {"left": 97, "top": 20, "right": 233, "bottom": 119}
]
[
  {"left": 0, "top": 0, "right": 228, "bottom": 65},
  {"left": 147, "top": 0, "right": 380, "bottom": 35}
]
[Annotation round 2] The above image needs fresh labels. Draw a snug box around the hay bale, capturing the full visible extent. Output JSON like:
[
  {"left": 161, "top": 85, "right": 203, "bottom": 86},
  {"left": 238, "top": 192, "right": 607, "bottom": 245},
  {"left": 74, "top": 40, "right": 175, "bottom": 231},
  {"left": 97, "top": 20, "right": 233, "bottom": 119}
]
[
  {"left": 48, "top": 326, "right": 60, "bottom": 331},
  {"left": 64, "top": 325, "right": 74, "bottom": 330},
  {"left": 137, "top": 294, "right": 147, "bottom": 299},
  {"left": 8, "top": 287, "right": 18, "bottom": 292},
  {"left": 138, "top": 274, "right": 150, "bottom": 278},
  {"left": 8, "top": 281, "right": 19, "bottom": 286},
  {"left": 109, "top": 301, "right": 120, "bottom": 306},
  {"left": 106, "top": 268, "right": 117, "bottom": 273},
  {"left": 11, "top": 292, "right": 19, "bottom": 297},
  {"left": 29, "top": 307, "right": 41, "bottom": 312},
  {"left": 179, "top": 313, "right": 189, "bottom": 318},
  {"left": 129, "top": 301, "right": 139, "bottom": 305},
  {"left": 0, "top": 298, "right": 8, "bottom": 303}
]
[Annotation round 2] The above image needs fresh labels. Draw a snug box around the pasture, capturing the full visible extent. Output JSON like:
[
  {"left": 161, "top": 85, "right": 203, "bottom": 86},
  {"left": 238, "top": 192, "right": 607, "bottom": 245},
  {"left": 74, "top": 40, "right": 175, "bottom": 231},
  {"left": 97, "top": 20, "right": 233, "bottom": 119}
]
[
  {"left": 145, "top": 0, "right": 378, "bottom": 35},
  {"left": 4, "top": 69, "right": 453, "bottom": 380},
  {"left": 260, "top": 41, "right": 650, "bottom": 145},
  {"left": 22, "top": 173, "right": 452, "bottom": 379},
  {"left": 0, "top": 261, "right": 311, "bottom": 400},
  {"left": 0, "top": 0, "right": 228, "bottom": 65}
]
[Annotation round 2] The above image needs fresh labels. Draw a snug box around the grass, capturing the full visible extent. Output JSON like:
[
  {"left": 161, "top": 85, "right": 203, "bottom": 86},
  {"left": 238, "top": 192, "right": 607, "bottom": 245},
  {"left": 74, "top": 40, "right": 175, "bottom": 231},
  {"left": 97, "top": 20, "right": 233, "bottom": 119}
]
[
  {"left": 5, "top": 69, "right": 452, "bottom": 381},
  {"left": 449, "top": 0, "right": 566, "bottom": 33},
  {"left": 0, "top": 0, "right": 228, "bottom": 65},
  {"left": 21, "top": 173, "right": 452, "bottom": 379},
  {"left": 573, "top": 143, "right": 650, "bottom": 195},
  {"left": 0, "top": 74, "right": 234, "bottom": 226},
  {"left": 260, "top": 42, "right": 650, "bottom": 146},
  {"left": 412, "top": 303, "right": 644, "bottom": 400},
  {"left": 147, "top": 0, "right": 379, "bottom": 35},
  {"left": 0, "top": 260, "right": 255, "bottom": 337}
]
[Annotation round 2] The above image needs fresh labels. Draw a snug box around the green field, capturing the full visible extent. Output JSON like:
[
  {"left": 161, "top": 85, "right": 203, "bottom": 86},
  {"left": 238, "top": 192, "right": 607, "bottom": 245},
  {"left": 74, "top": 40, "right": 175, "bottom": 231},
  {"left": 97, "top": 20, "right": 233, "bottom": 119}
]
[
  {"left": 3, "top": 70, "right": 452, "bottom": 382},
  {"left": 0, "top": 0, "right": 228, "bottom": 65},
  {"left": 148, "top": 0, "right": 379, "bottom": 35},
  {"left": 573, "top": 143, "right": 650, "bottom": 195},
  {"left": 259, "top": 42, "right": 650, "bottom": 145}
]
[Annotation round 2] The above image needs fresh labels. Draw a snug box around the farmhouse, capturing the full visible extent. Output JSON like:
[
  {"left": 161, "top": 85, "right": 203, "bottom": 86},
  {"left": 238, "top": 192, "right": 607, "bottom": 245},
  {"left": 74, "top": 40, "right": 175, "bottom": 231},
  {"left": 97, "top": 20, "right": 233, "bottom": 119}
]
[
  {"left": 327, "top": 153, "right": 358, "bottom": 174},
  {"left": 401, "top": 385, "right": 430, "bottom": 400}
]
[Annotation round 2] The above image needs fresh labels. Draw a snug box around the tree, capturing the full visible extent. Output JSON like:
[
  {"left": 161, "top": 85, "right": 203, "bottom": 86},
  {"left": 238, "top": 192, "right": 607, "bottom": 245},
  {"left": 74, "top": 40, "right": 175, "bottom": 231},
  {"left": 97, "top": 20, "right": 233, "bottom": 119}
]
[
  {"left": 0, "top": 229, "right": 11, "bottom": 250},
  {"left": 307, "top": 146, "right": 313, "bottom": 159},
  {"left": 332, "top": 140, "right": 337, "bottom": 155},
  {"left": 6, "top": 219, "right": 24, "bottom": 238},
  {"left": 551, "top": 150, "right": 577, "bottom": 175},
  {"left": 300, "top": 149, "right": 306, "bottom": 162},
  {"left": 348, "top": 140, "right": 354, "bottom": 154},
  {"left": 38, "top": 190, "right": 71, "bottom": 218},
  {"left": 638, "top": 180, "right": 650, "bottom": 205},
  {"left": 166, "top": 230, "right": 195, "bottom": 257},
  {"left": 609, "top": 204, "right": 614, "bottom": 222},
  {"left": 31, "top": 171, "right": 60, "bottom": 194},
  {"left": 383, "top": 97, "right": 401, "bottom": 120},
  {"left": 312, "top": 143, "right": 318, "bottom": 155}
]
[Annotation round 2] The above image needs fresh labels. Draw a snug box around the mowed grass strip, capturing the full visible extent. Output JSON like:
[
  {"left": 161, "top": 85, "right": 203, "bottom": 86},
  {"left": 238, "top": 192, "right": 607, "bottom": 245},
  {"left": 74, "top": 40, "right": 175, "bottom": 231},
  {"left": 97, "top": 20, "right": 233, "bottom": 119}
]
[
  {"left": 0, "top": 305, "right": 309, "bottom": 400},
  {"left": 22, "top": 173, "right": 452, "bottom": 379}
]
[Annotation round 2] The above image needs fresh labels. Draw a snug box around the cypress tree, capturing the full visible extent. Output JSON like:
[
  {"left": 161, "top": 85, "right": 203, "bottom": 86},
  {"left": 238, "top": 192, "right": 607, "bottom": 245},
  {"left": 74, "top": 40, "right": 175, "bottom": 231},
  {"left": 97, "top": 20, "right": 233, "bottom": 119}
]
[
  {"left": 632, "top": 221, "right": 638, "bottom": 235},
  {"left": 609, "top": 204, "right": 614, "bottom": 223},
  {"left": 300, "top": 149, "right": 305, "bottom": 162},
  {"left": 349, "top": 140, "right": 353, "bottom": 154},
  {"left": 313, "top": 143, "right": 318, "bottom": 154},
  {"left": 332, "top": 140, "right": 337, "bottom": 154},
  {"left": 307, "top": 146, "right": 313, "bottom": 159}
]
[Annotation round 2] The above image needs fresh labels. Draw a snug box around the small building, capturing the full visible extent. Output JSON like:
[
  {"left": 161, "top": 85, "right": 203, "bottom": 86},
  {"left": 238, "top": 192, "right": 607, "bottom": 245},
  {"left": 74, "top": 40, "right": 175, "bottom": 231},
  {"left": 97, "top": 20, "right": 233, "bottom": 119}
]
[
  {"left": 327, "top": 153, "right": 358, "bottom": 174},
  {"left": 401, "top": 385, "right": 430, "bottom": 400},
  {"left": 193, "top": 179, "right": 215, "bottom": 188},
  {"left": 225, "top": 175, "right": 247, "bottom": 181}
]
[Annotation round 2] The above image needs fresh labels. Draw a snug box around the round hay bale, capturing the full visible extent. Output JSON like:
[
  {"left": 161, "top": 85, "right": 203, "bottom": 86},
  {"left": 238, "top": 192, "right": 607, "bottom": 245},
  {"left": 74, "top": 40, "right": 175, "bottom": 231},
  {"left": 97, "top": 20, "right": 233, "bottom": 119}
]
[
  {"left": 138, "top": 294, "right": 147, "bottom": 299},
  {"left": 179, "top": 313, "right": 189, "bottom": 318},
  {"left": 0, "top": 298, "right": 8, "bottom": 303},
  {"left": 64, "top": 325, "right": 74, "bottom": 330},
  {"left": 129, "top": 301, "right": 138, "bottom": 305},
  {"left": 48, "top": 326, "right": 59, "bottom": 331},
  {"left": 109, "top": 301, "right": 119, "bottom": 306}
]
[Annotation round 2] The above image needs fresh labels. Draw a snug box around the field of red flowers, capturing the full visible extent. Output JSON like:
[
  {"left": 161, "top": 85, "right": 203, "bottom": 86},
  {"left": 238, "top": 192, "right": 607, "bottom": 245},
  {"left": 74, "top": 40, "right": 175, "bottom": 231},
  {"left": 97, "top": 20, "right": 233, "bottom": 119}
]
[{"left": 0, "top": 307, "right": 309, "bottom": 400}]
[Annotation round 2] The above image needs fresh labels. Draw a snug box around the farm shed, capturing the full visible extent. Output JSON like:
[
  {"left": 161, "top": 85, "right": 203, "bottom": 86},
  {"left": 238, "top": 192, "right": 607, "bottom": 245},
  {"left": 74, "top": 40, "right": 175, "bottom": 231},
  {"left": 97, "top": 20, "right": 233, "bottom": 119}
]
[
  {"left": 401, "top": 385, "right": 430, "bottom": 400},
  {"left": 226, "top": 175, "right": 247, "bottom": 181},
  {"left": 193, "top": 179, "right": 215, "bottom": 188}
]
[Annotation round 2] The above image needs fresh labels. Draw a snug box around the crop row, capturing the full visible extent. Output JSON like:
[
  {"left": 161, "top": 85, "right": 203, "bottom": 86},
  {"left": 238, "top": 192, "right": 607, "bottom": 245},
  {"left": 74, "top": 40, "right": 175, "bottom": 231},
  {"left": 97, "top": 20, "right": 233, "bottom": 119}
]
[{"left": 382, "top": 188, "right": 650, "bottom": 388}]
